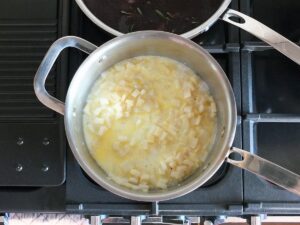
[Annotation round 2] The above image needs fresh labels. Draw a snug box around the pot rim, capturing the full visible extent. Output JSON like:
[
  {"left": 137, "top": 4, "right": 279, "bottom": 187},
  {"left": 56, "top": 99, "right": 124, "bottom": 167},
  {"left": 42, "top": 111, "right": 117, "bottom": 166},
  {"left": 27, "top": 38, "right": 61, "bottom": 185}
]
[
  {"left": 74, "top": 0, "right": 232, "bottom": 39},
  {"left": 65, "top": 31, "right": 237, "bottom": 201}
]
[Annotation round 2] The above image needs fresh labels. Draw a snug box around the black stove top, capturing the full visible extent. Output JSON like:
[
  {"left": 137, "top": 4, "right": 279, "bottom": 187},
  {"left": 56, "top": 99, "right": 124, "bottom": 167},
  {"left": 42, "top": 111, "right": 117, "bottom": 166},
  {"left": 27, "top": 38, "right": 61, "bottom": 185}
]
[{"left": 0, "top": 0, "right": 300, "bottom": 216}]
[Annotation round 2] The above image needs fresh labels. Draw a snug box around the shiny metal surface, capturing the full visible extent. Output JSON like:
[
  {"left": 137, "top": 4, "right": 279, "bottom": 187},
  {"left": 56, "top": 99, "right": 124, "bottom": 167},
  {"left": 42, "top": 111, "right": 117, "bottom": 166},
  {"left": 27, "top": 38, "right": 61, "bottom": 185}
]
[
  {"left": 102, "top": 217, "right": 130, "bottom": 224},
  {"left": 34, "top": 36, "right": 97, "bottom": 115},
  {"left": 131, "top": 217, "right": 143, "bottom": 225},
  {"left": 97, "top": 216, "right": 197, "bottom": 225},
  {"left": 203, "top": 220, "right": 213, "bottom": 225},
  {"left": 142, "top": 217, "right": 163, "bottom": 224},
  {"left": 75, "top": 0, "right": 300, "bottom": 65},
  {"left": 221, "top": 9, "right": 300, "bottom": 65},
  {"left": 250, "top": 216, "right": 262, "bottom": 225},
  {"left": 74, "top": 0, "right": 232, "bottom": 39},
  {"left": 62, "top": 31, "right": 237, "bottom": 201},
  {"left": 227, "top": 148, "right": 300, "bottom": 196},
  {"left": 34, "top": 31, "right": 300, "bottom": 201},
  {"left": 91, "top": 216, "right": 102, "bottom": 225}
]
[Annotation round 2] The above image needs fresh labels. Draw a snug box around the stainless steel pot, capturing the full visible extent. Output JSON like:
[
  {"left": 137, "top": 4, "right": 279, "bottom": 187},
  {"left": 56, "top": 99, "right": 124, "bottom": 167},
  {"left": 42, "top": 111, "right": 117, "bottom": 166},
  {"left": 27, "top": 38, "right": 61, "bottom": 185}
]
[
  {"left": 75, "top": 0, "right": 300, "bottom": 65},
  {"left": 34, "top": 31, "right": 300, "bottom": 201}
]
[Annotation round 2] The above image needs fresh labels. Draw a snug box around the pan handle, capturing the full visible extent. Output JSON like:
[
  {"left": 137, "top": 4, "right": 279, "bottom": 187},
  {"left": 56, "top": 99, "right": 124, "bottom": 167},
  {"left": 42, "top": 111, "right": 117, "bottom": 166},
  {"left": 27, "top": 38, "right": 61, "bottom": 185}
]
[
  {"left": 34, "top": 36, "right": 97, "bottom": 115},
  {"left": 221, "top": 9, "right": 300, "bottom": 65},
  {"left": 227, "top": 147, "right": 300, "bottom": 196}
]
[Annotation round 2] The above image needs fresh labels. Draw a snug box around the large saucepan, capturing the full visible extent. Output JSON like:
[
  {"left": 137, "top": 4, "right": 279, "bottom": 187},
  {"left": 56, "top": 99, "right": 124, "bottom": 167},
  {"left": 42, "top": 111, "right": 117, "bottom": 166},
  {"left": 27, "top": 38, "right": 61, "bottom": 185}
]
[
  {"left": 75, "top": 0, "right": 300, "bottom": 65},
  {"left": 34, "top": 31, "right": 300, "bottom": 201}
]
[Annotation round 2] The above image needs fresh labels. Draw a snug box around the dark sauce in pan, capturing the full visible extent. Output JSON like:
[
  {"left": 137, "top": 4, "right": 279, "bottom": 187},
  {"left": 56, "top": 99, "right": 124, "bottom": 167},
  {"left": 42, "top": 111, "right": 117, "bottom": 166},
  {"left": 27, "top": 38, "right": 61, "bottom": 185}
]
[{"left": 83, "top": 0, "right": 224, "bottom": 34}]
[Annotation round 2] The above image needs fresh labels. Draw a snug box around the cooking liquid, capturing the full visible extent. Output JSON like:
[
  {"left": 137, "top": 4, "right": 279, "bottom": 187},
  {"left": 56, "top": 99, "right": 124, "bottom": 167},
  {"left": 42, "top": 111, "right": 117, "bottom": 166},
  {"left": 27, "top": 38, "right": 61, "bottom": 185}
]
[
  {"left": 83, "top": 0, "right": 223, "bottom": 34},
  {"left": 83, "top": 56, "right": 217, "bottom": 191}
]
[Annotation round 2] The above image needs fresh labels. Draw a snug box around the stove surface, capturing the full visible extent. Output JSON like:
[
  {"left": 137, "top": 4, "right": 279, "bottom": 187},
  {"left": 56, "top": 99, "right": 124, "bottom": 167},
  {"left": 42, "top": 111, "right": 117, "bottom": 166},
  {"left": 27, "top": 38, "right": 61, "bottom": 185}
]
[{"left": 0, "top": 0, "right": 299, "bottom": 216}]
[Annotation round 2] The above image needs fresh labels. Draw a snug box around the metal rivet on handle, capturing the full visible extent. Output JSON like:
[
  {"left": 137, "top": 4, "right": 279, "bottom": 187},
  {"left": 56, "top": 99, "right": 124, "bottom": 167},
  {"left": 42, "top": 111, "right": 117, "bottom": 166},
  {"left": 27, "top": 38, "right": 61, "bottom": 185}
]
[
  {"left": 42, "top": 138, "right": 50, "bottom": 146},
  {"left": 16, "top": 164, "right": 23, "bottom": 172},
  {"left": 41, "top": 164, "right": 49, "bottom": 172},
  {"left": 17, "top": 137, "right": 24, "bottom": 146}
]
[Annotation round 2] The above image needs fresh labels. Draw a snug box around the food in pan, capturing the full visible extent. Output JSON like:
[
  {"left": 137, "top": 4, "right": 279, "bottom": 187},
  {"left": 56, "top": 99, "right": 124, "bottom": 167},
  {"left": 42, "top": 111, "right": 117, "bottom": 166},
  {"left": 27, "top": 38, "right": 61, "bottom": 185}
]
[
  {"left": 83, "top": 0, "right": 223, "bottom": 34},
  {"left": 83, "top": 56, "right": 217, "bottom": 191}
]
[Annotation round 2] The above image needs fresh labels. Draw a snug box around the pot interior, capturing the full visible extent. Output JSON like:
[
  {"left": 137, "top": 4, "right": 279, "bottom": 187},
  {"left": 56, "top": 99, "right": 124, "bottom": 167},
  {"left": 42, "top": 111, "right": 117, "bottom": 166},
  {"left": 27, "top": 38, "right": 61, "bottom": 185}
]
[{"left": 65, "top": 31, "right": 236, "bottom": 201}]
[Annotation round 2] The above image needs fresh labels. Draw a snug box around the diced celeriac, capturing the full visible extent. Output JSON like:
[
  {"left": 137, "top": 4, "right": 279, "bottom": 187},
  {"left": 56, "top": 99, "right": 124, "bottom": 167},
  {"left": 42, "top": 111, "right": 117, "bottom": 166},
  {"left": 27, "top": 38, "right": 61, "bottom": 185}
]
[{"left": 83, "top": 56, "right": 217, "bottom": 192}]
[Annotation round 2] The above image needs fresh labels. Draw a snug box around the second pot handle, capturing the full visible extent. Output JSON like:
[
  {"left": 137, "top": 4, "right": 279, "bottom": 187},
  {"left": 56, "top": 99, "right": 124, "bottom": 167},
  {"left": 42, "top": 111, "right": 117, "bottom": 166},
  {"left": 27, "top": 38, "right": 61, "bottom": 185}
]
[
  {"left": 227, "top": 147, "right": 300, "bottom": 196},
  {"left": 221, "top": 9, "right": 300, "bottom": 65},
  {"left": 34, "top": 36, "right": 97, "bottom": 115}
]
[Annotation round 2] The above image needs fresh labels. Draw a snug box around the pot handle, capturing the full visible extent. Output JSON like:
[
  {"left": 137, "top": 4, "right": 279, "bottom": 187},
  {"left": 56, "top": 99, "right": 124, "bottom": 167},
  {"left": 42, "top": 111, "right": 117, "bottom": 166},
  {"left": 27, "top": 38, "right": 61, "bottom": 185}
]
[
  {"left": 221, "top": 9, "right": 300, "bottom": 65},
  {"left": 227, "top": 147, "right": 300, "bottom": 196},
  {"left": 34, "top": 36, "right": 97, "bottom": 115}
]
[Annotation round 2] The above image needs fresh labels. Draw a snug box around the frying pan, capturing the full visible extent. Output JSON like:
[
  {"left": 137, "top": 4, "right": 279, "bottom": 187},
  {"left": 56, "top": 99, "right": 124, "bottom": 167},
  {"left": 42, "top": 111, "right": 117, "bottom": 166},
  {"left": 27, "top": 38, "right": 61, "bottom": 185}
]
[
  {"left": 75, "top": 0, "right": 300, "bottom": 65},
  {"left": 34, "top": 32, "right": 300, "bottom": 201}
]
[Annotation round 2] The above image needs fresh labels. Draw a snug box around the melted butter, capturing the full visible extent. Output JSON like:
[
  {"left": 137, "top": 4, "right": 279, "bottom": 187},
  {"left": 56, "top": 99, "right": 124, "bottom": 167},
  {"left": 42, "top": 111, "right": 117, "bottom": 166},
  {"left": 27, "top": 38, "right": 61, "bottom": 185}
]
[{"left": 83, "top": 56, "right": 217, "bottom": 191}]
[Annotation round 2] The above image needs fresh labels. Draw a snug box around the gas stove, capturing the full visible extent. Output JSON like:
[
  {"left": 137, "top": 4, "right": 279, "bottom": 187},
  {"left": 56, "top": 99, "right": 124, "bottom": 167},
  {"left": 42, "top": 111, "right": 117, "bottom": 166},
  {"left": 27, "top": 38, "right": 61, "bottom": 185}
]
[{"left": 0, "top": 0, "right": 300, "bottom": 220}]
